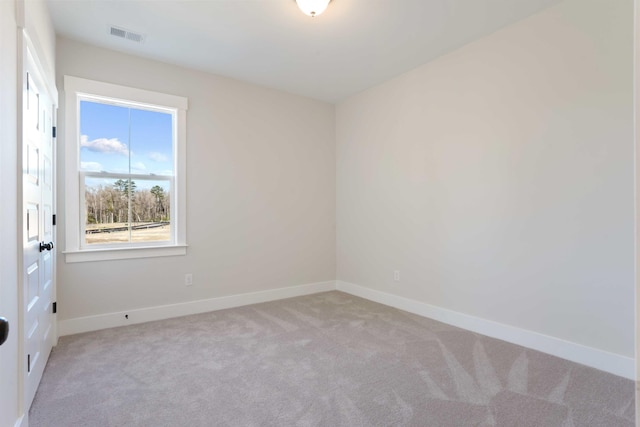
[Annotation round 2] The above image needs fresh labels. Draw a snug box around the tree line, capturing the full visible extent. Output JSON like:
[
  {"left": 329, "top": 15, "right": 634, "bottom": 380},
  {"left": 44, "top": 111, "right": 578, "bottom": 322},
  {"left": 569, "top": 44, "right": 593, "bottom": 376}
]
[{"left": 85, "top": 179, "right": 169, "bottom": 225}]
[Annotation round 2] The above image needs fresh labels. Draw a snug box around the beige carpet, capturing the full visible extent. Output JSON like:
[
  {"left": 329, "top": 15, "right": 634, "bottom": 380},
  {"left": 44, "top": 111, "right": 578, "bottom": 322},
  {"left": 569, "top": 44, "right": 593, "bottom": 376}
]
[{"left": 30, "top": 291, "right": 634, "bottom": 426}]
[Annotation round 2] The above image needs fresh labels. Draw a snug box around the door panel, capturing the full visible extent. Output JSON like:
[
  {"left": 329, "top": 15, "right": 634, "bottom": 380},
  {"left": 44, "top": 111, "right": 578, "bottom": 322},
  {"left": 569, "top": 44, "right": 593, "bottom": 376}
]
[{"left": 23, "top": 48, "right": 55, "bottom": 410}]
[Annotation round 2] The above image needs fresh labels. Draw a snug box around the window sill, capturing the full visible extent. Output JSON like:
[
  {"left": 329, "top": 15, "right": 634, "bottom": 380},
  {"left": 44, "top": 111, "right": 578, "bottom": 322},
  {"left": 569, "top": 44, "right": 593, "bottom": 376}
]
[{"left": 63, "top": 244, "right": 188, "bottom": 263}]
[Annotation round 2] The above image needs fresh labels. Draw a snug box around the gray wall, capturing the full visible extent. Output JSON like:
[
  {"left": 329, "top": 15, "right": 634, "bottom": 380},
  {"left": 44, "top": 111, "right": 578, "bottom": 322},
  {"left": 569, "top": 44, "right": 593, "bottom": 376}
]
[
  {"left": 56, "top": 37, "right": 336, "bottom": 321},
  {"left": 336, "top": 0, "right": 635, "bottom": 357}
]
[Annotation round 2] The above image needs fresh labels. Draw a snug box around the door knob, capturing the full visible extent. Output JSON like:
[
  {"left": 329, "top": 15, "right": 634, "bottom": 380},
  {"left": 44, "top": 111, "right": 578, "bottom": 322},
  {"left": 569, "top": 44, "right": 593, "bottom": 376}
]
[
  {"left": 0, "top": 317, "right": 8, "bottom": 346},
  {"left": 39, "top": 241, "right": 54, "bottom": 252}
]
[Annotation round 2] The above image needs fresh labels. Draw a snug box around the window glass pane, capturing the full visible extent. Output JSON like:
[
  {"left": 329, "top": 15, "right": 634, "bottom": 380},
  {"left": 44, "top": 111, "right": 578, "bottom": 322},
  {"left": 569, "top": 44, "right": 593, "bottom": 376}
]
[
  {"left": 130, "top": 108, "right": 174, "bottom": 176},
  {"left": 79, "top": 101, "right": 130, "bottom": 173},
  {"left": 84, "top": 176, "right": 171, "bottom": 245},
  {"left": 84, "top": 176, "right": 133, "bottom": 245},
  {"left": 130, "top": 179, "right": 171, "bottom": 243}
]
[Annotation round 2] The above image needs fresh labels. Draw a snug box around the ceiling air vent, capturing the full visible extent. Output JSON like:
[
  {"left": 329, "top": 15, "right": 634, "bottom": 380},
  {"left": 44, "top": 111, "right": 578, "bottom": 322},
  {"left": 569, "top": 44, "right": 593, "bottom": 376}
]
[{"left": 108, "top": 26, "right": 145, "bottom": 44}]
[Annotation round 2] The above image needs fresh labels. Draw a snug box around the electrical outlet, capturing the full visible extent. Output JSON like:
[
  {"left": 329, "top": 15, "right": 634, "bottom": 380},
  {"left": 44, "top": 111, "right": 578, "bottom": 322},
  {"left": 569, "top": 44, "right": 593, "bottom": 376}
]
[
  {"left": 185, "top": 273, "right": 193, "bottom": 286},
  {"left": 394, "top": 270, "right": 400, "bottom": 282}
]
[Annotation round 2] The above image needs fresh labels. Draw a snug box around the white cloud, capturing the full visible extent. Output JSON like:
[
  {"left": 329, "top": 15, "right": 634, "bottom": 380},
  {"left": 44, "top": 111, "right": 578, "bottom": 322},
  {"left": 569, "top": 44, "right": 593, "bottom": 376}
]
[
  {"left": 81, "top": 135, "right": 129, "bottom": 156},
  {"left": 148, "top": 151, "right": 168, "bottom": 162},
  {"left": 80, "top": 161, "right": 103, "bottom": 172},
  {"left": 131, "top": 162, "right": 147, "bottom": 172}
]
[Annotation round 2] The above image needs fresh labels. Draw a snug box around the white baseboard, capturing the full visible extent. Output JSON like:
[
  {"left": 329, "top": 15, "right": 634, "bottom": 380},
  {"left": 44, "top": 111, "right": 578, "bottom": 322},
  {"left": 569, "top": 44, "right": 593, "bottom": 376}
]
[
  {"left": 58, "top": 280, "right": 336, "bottom": 336},
  {"left": 57, "top": 278, "right": 634, "bottom": 380},
  {"left": 336, "top": 280, "right": 635, "bottom": 380},
  {"left": 14, "top": 414, "right": 25, "bottom": 427}
]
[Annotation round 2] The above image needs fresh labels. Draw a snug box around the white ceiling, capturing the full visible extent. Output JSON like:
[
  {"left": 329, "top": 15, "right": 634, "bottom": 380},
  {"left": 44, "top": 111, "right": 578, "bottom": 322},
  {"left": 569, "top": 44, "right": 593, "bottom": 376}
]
[{"left": 47, "top": 0, "right": 561, "bottom": 103}]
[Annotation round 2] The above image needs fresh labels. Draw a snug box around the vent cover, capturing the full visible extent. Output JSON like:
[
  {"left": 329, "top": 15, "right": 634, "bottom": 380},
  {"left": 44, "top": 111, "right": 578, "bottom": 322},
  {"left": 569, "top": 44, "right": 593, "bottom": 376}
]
[{"left": 109, "top": 26, "right": 145, "bottom": 43}]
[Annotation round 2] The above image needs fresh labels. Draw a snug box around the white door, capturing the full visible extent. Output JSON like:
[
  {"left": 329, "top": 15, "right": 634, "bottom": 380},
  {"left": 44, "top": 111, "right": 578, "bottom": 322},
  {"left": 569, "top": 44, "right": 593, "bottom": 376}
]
[{"left": 22, "top": 46, "right": 56, "bottom": 409}]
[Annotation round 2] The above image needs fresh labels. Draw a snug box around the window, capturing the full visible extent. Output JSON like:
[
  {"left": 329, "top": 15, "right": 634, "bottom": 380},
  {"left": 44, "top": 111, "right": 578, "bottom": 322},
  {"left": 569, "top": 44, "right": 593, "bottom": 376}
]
[{"left": 64, "top": 76, "right": 188, "bottom": 262}]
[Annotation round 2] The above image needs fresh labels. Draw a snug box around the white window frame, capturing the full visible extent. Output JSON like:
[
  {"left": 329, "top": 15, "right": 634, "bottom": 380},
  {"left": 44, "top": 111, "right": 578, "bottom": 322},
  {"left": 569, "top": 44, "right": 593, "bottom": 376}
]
[{"left": 63, "top": 76, "right": 188, "bottom": 263}]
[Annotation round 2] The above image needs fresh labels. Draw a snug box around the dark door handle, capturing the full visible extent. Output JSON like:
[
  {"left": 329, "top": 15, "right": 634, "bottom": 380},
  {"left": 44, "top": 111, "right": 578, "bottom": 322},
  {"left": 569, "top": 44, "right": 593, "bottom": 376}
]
[
  {"left": 0, "top": 317, "right": 8, "bottom": 346},
  {"left": 39, "top": 241, "right": 54, "bottom": 252}
]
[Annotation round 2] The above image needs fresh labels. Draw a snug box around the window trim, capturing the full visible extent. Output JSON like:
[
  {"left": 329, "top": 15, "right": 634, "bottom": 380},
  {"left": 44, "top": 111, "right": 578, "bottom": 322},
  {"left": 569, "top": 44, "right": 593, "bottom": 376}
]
[{"left": 63, "top": 75, "right": 188, "bottom": 263}]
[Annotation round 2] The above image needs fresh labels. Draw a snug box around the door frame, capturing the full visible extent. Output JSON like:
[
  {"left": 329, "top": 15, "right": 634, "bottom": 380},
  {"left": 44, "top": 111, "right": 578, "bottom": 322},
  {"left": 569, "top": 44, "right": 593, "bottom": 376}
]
[
  {"left": 0, "top": 1, "right": 20, "bottom": 426},
  {"left": 635, "top": 0, "right": 639, "bottom": 424}
]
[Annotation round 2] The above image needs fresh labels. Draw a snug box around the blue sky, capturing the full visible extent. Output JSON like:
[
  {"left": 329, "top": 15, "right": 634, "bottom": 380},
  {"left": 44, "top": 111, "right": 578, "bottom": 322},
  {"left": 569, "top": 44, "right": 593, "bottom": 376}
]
[{"left": 80, "top": 100, "right": 174, "bottom": 191}]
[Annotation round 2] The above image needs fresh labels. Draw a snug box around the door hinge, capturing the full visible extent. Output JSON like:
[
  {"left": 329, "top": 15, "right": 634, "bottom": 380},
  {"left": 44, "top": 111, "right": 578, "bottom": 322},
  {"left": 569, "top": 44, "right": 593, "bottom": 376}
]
[
  {"left": 27, "top": 354, "right": 31, "bottom": 373},
  {"left": 52, "top": 126, "right": 56, "bottom": 138},
  {"left": 52, "top": 214, "right": 56, "bottom": 226},
  {"left": 52, "top": 302, "right": 57, "bottom": 314}
]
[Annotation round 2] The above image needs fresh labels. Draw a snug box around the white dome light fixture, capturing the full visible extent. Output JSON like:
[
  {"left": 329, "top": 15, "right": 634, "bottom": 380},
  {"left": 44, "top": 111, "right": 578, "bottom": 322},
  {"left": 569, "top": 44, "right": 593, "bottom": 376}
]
[{"left": 295, "top": 0, "right": 331, "bottom": 17}]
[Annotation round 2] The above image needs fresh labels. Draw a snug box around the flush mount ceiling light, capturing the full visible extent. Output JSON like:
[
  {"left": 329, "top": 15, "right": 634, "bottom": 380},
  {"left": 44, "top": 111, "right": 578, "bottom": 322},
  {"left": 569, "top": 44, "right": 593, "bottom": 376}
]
[{"left": 295, "top": 0, "right": 331, "bottom": 17}]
